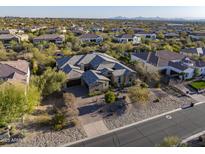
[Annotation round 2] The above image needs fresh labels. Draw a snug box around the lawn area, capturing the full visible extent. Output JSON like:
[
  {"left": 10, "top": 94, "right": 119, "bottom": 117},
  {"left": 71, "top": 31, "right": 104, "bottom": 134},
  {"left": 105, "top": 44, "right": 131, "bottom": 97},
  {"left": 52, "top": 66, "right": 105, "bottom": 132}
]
[{"left": 190, "top": 80, "right": 205, "bottom": 90}]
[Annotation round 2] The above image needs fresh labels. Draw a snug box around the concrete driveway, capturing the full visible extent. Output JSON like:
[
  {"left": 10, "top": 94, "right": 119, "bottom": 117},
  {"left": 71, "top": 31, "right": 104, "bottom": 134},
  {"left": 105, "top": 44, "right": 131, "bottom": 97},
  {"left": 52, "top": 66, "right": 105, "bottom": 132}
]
[
  {"left": 83, "top": 120, "right": 109, "bottom": 137},
  {"left": 65, "top": 85, "right": 88, "bottom": 98},
  {"left": 173, "top": 83, "right": 205, "bottom": 103}
]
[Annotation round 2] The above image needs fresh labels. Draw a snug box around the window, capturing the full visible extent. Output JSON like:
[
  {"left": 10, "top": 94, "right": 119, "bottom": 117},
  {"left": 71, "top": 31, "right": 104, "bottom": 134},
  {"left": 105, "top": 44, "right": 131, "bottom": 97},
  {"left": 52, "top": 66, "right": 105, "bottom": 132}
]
[{"left": 118, "top": 77, "right": 121, "bottom": 84}]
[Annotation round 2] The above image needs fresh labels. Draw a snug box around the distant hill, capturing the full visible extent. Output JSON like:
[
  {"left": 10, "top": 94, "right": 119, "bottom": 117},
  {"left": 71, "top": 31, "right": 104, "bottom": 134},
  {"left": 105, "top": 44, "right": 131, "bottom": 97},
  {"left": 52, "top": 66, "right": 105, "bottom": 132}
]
[{"left": 109, "top": 16, "right": 191, "bottom": 21}]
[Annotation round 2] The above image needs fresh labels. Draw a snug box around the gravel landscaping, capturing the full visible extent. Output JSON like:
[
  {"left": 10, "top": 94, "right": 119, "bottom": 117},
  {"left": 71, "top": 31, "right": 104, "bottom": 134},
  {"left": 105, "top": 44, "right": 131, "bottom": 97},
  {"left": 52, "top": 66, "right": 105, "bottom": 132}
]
[
  {"left": 104, "top": 87, "right": 196, "bottom": 130},
  {"left": 7, "top": 126, "right": 87, "bottom": 147}
]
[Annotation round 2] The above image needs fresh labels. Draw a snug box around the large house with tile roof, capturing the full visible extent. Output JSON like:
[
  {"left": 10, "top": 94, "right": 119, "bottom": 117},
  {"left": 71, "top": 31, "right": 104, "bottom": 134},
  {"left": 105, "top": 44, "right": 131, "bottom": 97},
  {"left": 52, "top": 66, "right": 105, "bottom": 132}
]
[{"left": 56, "top": 52, "right": 136, "bottom": 94}]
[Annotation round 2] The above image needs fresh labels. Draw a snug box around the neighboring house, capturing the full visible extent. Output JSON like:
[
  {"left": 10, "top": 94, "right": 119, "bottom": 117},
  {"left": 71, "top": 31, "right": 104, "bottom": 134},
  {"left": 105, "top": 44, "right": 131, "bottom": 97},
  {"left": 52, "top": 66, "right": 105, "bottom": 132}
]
[
  {"left": 131, "top": 28, "right": 145, "bottom": 33},
  {"left": 46, "top": 27, "right": 67, "bottom": 34},
  {"left": 0, "top": 30, "right": 10, "bottom": 34},
  {"left": 167, "top": 57, "right": 205, "bottom": 80},
  {"left": 135, "top": 32, "right": 157, "bottom": 40},
  {"left": 0, "top": 60, "right": 30, "bottom": 85},
  {"left": 180, "top": 48, "right": 205, "bottom": 57},
  {"left": 71, "top": 27, "right": 88, "bottom": 36},
  {"left": 18, "top": 34, "right": 29, "bottom": 41},
  {"left": 0, "top": 34, "right": 29, "bottom": 45},
  {"left": 90, "top": 26, "right": 104, "bottom": 32},
  {"left": 111, "top": 28, "right": 124, "bottom": 33},
  {"left": 164, "top": 32, "right": 179, "bottom": 39},
  {"left": 131, "top": 50, "right": 205, "bottom": 80},
  {"left": 189, "top": 32, "right": 205, "bottom": 40},
  {"left": 33, "top": 34, "right": 65, "bottom": 44},
  {"left": 131, "top": 50, "right": 185, "bottom": 72},
  {"left": 0, "top": 34, "right": 20, "bottom": 44},
  {"left": 30, "top": 26, "right": 47, "bottom": 32},
  {"left": 56, "top": 52, "right": 136, "bottom": 94},
  {"left": 114, "top": 34, "right": 141, "bottom": 44},
  {"left": 79, "top": 33, "right": 103, "bottom": 44}
]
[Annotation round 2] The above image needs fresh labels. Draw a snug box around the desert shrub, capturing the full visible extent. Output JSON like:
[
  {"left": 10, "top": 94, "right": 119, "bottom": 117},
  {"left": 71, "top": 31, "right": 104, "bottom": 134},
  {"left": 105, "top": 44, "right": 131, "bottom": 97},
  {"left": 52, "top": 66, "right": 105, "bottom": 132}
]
[
  {"left": 140, "top": 82, "right": 148, "bottom": 88},
  {"left": 105, "top": 91, "right": 116, "bottom": 104},
  {"left": 69, "top": 118, "right": 79, "bottom": 127},
  {"left": 155, "top": 82, "right": 161, "bottom": 88},
  {"left": 63, "top": 93, "right": 76, "bottom": 108},
  {"left": 52, "top": 112, "right": 67, "bottom": 131},
  {"left": 128, "top": 86, "right": 150, "bottom": 104},
  {"left": 159, "top": 136, "right": 186, "bottom": 147}
]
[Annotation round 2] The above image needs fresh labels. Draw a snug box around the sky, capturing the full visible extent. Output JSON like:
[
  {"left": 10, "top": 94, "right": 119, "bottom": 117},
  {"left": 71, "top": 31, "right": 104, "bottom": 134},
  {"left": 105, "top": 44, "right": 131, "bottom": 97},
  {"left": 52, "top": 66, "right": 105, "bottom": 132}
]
[{"left": 0, "top": 6, "right": 205, "bottom": 19}]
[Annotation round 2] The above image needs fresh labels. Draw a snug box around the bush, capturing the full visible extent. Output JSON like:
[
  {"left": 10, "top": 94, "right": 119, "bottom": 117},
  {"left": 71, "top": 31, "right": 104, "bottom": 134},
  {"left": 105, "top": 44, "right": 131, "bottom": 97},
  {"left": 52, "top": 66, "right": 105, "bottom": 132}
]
[
  {"left": 63, "top": 93, "right": 76, "bottom": 108},
  {"left": 105, "top": 91, "right": 116, "bottom": 104},
  {"left": 52, "top": 112, "right": 67, "bottom": 131},
  {"left": 159, "top": 136, "right": 186, "bottom": 147},
  {"left": 140, "top": 82, "right": 148, "bottom": 88},
  {"left": 69, "top": 118, "right": 79, "bottom": 127},
  {"left": 155, "top": 82, "right": 161, "bottom": 88},
  {"left": 88, "top": 91, "right": 103, "bottom": 97},
  {"left": 128, "top": 86, "right": 150, "bottom": 104}
]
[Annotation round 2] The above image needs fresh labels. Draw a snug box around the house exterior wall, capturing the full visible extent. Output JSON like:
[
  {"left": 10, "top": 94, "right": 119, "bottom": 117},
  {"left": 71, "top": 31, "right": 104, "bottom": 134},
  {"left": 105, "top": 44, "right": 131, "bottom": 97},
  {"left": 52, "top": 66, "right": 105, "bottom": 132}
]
[
  {"left": 19, "top": 34, "right": 29, "bottom": 41},
  {"left": 133, "top": 36, "right": 141, "bottom": 44},
  {"left": 116, "top": 36, "right": 141, "bottom": 44},
  {"left": 33, "top": 37, "right": 64, "bottom": 44},
  {"left": 166, "top": 66, "right": 194, "bottom": 79},
  {"left": 80, "top": 37, "right": 103, "bottom": 44},
  {"left": 180, "top": 52, "right": 198, "bottom": 57},
  {"left": 196, "top": 67, "right": 205, "bottom": 76},
  {"left": 88, "top": 81, "right": 109, "bottom": 94},
  {"left": 135, "top": 34, "right": 156, "bottom": 40},
  {"left": 26, "top": 67, "right": 30, "bottom": 84},
  {"left": 111, "top": 73, "right": 135, "bottom": 87}
]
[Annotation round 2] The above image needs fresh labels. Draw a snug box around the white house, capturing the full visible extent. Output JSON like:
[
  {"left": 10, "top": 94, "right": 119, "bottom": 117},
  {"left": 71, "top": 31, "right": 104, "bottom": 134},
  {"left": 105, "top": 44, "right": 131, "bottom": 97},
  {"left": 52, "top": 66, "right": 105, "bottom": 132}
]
[
  {"left": 115, "top": 34, "right": 141, "bottom": 44},
  {"left": 135, "top": 32, "right": 157, "bottom": 40},
  {"left": 167, "top": 58, "right": 205, "bottom": 80}
]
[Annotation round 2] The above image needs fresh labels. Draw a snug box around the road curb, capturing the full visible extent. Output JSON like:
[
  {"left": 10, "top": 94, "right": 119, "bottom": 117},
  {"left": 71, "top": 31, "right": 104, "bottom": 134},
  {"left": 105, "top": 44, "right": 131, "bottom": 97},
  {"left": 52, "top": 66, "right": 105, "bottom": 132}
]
[
  {"left": 61, "top": 107, "right": 182, "bottom": 147},
  {"left": 61, "top": 101, "right": 205, "bottom": 147},
  {"left": 182, "top": 130, "right": 205, "bottom": 143}
]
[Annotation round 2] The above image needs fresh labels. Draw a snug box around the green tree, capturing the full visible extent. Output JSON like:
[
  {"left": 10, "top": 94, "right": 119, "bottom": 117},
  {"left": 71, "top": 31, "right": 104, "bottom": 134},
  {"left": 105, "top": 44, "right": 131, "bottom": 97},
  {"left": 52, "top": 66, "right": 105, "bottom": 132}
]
[
  {"left": 105, "top": 91, "right": 116, "bottom": 104},
  {"left": 31, "top": 68, "right": 67, "bottom": 96},
  {"left": 194, "top": 68, "right": 200, "bottom": 77},
  {"left": 157, "top": 31, "right": 165, "bottom": 39},
  {"left": 0, "top": 84, "right": 40, "bottom": 125}
]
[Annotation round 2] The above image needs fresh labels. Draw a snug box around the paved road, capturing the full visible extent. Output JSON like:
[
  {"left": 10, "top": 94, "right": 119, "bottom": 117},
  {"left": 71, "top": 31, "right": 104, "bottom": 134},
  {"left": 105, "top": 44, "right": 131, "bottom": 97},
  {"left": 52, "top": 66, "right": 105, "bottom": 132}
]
[{"left": 68, "top": 103, "right": 205, "bottom": 147}]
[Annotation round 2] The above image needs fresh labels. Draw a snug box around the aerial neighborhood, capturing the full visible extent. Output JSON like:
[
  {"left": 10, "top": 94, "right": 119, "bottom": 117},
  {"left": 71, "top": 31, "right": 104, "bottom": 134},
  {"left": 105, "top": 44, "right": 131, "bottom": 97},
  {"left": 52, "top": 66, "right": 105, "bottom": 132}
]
[{"left": 1, "top": 16, "right": 205, "bottom": 147}]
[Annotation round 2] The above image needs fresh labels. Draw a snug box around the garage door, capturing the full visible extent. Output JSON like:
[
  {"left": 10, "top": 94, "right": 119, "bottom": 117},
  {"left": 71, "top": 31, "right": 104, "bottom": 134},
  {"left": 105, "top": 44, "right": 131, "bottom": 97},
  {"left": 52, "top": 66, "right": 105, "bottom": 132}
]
[{"left": 67, "top": 79, "right": 81, "bottom": 87}]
